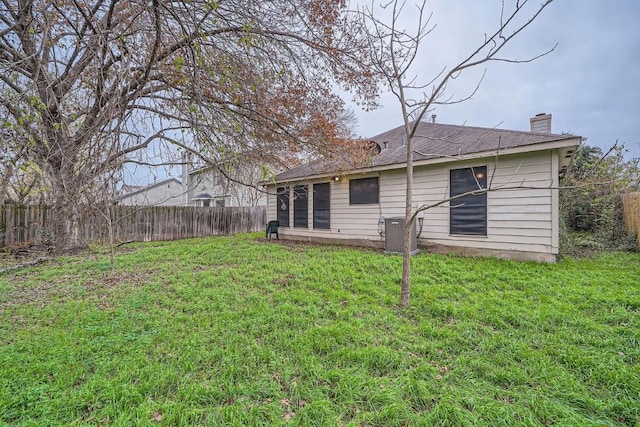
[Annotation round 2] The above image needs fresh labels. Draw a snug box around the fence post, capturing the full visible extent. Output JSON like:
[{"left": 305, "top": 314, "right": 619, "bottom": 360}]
[
  {"left": 0, "top": 205, "right": 5, "bottom": 247},
  {"left": 622, "top": 192, "right": 640, "bottom": 249}
]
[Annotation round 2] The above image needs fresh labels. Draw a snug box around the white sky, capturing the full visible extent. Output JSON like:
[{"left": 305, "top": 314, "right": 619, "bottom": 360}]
[{"left": 347, "top": 0, "right": 640, "bottom": 158}]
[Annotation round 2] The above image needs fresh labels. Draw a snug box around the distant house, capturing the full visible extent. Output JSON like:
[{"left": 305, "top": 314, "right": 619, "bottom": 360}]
[
  {"left": 115, "top": 159, "right": 271, "bottom": 208},
  {"left": 115, "top": 178, "right": 184, "bottom": 206},
  {"left": 183, "top": 161, "right": 268, "bottom": 208},
  {"left": 265, "top": 114, "right": 581, "bottom": 262}
]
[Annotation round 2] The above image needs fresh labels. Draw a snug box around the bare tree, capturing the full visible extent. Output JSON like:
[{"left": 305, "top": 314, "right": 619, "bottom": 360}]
[
  {"left": 361, "top": 0, "right": 556, "bottom": 307},
  {"left": 0, "top": 100, "right": 41, "bottom": 203},
  {"left": 0, "top": 0, "right": 380, "bottom": 249}
]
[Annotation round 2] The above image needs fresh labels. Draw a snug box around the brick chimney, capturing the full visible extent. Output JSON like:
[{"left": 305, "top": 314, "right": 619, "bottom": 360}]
[{"left": 530, "top": 113, "right": 552, "bottom": 133}]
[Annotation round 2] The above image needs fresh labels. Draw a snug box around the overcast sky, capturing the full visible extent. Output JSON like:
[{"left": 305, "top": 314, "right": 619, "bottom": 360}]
[
  {"left": 347, "top": 0, "right": 640, "bottom": 159},
  {"left": 131, "top": 1, "right": 639, "bottom": 186}
]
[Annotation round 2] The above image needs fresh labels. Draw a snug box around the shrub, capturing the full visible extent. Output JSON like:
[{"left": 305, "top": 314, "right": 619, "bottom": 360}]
[{"left": 560, "top": 143, "right": 639, "bottom": 256}]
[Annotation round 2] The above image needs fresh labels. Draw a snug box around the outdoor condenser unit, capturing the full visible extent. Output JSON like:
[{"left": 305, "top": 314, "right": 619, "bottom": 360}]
[{"left": 384, "top": 217, "right": 418, "bottom": 255}]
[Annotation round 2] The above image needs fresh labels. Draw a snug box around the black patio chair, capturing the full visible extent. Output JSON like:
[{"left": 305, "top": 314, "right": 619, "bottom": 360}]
[{"left": 265, "top": 220, "right": 280, "bottom": 240}]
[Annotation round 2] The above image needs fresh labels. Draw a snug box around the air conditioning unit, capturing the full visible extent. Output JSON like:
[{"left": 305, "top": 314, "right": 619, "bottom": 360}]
[{"left": 384, "top": 217, "right": 419, "bottom": 255}]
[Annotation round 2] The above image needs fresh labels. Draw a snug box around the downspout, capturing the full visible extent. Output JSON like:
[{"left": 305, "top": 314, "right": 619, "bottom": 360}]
[{"left": 417, "top": 216, "right": 424, "bottom": 238}]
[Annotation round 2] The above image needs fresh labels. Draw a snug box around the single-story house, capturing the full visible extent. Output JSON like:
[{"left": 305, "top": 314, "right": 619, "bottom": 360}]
[
  {"left": 265, "top": 114, "right": 581, "bottom": 262},
  {"left": 115, "top": 178, "right": 184, "bottom": 206}
]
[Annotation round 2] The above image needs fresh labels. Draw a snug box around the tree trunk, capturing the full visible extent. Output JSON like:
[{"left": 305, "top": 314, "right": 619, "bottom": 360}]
[
  {"left": 401, "top": 131, "right": 414, "bottom": 308},
  {"left": 108, "top": 204, "right": 116, "bottom": 275},
  {"left": 50, "top": 189, "right": 82, "bottom": 252},
  {"left": 0, "top": 162, "right": 14, "bottom": 202},
  {"left": 362, "top": 0, "right": 557, "bottom": 308}
]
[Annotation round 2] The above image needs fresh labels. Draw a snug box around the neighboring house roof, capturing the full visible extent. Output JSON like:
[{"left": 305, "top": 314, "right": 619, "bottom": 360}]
[
  {"left": 115, "top": 178, "right": 182, "bottom": 201},
  {"left": 193, "top": 193, "right": 213, "bottom": 200},
  {"left": 118, "top": 184, "right": 144, "bottom": 195},
  {"left": 273, "top": 121, "right": 581, "bottom": 182}
]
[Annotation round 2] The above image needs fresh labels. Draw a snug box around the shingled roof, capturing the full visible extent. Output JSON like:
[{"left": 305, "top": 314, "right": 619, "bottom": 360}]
[{"left": 274, "top": 121, "right": 580, "bottom": 182}]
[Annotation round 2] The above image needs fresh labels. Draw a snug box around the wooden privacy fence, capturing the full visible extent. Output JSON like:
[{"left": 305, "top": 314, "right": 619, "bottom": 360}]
[
  {"left": 0, "top": 204, "right": 266, "bottom": 248},
  {"left": 622, "top": 192, "right": 640, "bottom": 249}
]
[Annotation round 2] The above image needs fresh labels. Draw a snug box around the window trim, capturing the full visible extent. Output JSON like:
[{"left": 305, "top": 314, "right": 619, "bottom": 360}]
[
  {"left": 293, "top": 184, "right": 308, "bottom": 228},
  {"left": 349, "top": 177, "right": 379, "bottom": 205},
  {"left": 449, "top": 166, "right": 488, "bottom": 236},
  {"left": 313, "top": 182, "right": 330, "bottom": 230},
  {"left": 276, "top": 186, "right": 290, "bottom": 227}
]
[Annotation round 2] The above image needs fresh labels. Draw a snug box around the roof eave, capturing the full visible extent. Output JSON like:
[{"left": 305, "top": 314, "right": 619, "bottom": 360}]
[{"left": 268, "top": 137, "right": 582, "bottom": 185}]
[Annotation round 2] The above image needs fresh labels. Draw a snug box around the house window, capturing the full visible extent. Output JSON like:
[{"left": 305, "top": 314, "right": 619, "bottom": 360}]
[
  {"left": 450, "top": 166, "right": 487, "bottom": 235},
  {"left": 349, "top": 177, "right": 379, "bottom": 205},
  {"left": 277, "top": 187, "right": 289, "bottom": 227},
  {"left": 293, "top": 185, "right": 308, "bottom": 228},
  {"left": 194, "top": 192, "right": 213, "bottom": 207},
  {"left": 215, "top": 199, "right": 226, "bottom": 207},
  {"left": 313, "top": 183, "right": 330, "bottom": 229}
]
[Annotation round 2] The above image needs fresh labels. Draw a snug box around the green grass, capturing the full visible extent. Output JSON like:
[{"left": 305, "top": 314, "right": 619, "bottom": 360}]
[{"left": 1, "top": 234, "right": 639, "bottom": 426}]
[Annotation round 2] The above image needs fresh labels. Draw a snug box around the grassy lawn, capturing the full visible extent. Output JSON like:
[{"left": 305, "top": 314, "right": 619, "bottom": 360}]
[{"left": 1, "top": 234, "right": 639, "bottom": 426}]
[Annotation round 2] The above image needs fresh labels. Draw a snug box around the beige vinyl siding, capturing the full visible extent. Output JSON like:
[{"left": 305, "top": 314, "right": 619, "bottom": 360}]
[
  {"left": 551, "top": 150, "right": 560, "bottom": 253},
  {"left": 267, "top": 150, "right": 557, "bottom": 256},
  {"left": 267, "top": 187, "right": 278, "bottom": 224},
  {"left": 414, "top": 151, "right": 554, "bottom": 254},
  {"left": 325, "top": 174, "right": 383, "bottom": 239},
  {"left": 268, "top": 174, "right": 388, "bottom": 240}
]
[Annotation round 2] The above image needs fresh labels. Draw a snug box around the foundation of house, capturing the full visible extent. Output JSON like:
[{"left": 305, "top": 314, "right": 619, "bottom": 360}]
[
  {"left": 274, "top": 233, "right": 557, "bottom": 263},
  {"left": 418, "top": 241, "right": 557, "bottom": 263}
]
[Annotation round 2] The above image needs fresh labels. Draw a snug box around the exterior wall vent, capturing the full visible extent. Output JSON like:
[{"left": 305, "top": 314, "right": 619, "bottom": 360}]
[{"left": 384, "top": 217, "right": 419, "bottom": 255}]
